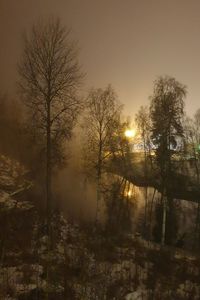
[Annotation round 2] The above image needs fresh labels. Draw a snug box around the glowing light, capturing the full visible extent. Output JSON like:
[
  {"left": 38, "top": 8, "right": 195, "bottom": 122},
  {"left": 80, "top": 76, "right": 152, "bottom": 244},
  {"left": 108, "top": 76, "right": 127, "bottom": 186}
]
[
  {"left": 125, "top": 129, "right": 136, "bottom": 138},
  {"left": 124, "top": 190, "right": 132, "bottom": 197},
  {"left": 127, "top": 190, "right": 132, "bottom": 197}
]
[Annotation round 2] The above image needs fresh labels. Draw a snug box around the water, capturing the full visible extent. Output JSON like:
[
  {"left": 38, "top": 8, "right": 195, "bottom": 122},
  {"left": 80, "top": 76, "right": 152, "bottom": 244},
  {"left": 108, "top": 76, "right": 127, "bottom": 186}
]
[{"left": 123, "top": 181, "right": 198, "bottom": 248}]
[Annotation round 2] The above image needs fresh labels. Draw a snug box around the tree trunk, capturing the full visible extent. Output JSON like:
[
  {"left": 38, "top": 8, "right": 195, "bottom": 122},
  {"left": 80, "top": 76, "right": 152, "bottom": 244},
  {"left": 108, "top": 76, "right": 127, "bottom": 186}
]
[
  {"left": 149, "top": 188, "right": 156, "bottom": 240},
  {"left": 46, "top": 101, "right": 51, "bottom": 300},
  {"left": 161, "top": 190, "right": 167, "bottom": 246},
  {"left": 46, "top": 101, "right": 51, "bottom": 231},
  {"left": 95, "top": 135, "right": 102, "bottom": 226}
]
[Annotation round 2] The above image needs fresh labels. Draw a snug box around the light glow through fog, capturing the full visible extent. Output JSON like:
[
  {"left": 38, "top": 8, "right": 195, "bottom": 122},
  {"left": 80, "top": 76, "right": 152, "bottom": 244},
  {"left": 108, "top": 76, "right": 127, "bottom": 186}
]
[{"left": 125, "top": 129, "right": 136, "bottom": 138}]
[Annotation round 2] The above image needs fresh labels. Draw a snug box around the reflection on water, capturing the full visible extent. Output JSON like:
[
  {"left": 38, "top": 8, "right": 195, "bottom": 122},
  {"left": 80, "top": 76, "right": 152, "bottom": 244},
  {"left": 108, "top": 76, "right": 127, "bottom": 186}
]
[
  {"left": 122, "top": 180, "right": 198, "bottom": 249},
  {"left": 80, "top": 173, "right": 198, "bottom": 249}
]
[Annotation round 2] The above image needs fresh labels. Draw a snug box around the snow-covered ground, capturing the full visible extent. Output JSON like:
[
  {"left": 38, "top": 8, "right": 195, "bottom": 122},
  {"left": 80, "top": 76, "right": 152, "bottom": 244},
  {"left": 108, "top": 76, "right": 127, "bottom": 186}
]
[{"left": 0, "top": 154, "right": 200, "bottom": 299}]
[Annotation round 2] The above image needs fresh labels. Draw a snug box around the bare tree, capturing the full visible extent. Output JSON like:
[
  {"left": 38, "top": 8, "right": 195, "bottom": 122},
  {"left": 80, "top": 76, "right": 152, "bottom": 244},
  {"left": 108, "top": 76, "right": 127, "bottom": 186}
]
[
  {"left": 18, "top": 17, "right": 83, "bottom": 226},
  {"left": 135, "top": 105, "right": 151, "bottom": 238},
  {"left": 109, "top": 117, "right": 133, "bottom": 174},
  {"left": 135, "top": 105, "right": 152, "bottom": 163},
  {"left": 82, "top": 85, "right": 123, "bottom": 223}
]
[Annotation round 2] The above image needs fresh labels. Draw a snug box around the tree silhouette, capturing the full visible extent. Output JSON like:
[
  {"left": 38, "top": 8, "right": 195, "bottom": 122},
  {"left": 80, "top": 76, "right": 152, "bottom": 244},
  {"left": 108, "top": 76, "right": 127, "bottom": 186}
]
[
  {"left": 150, "top": 75, "right": 186, "bottom": 245},
  {"left": 18, "top": 17, "right": 83, "bottom": 228}
]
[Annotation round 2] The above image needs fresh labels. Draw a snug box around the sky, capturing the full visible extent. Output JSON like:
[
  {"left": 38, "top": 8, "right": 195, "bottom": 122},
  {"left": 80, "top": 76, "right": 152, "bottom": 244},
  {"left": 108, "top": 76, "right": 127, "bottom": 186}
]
[{"left": 1, "top": 0, "right": 200, "bottom": 118}]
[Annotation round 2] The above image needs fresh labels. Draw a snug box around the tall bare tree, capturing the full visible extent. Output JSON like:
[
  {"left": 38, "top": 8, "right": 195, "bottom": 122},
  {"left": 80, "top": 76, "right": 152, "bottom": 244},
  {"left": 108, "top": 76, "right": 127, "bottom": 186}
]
[
  {"left": 82, "top": 85, "right": 122, "bottom": 223},
  {"left": 135, "top": 105, "right": 151, "bottom": 237},
  {"left": 135, "top": 105, "right": 151, "bottom": 163},
  {"left": 18, "top": 17, "right": 83, "bottom": 225}
]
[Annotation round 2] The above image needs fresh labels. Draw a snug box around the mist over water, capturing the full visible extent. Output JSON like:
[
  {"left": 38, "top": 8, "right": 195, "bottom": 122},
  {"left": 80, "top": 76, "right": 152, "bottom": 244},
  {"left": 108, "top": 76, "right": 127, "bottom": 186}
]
[
  {"left": 54, "top": 135, "right": 197, "bottom": 248},
  {"left": 54, "top": 131, "right": 99, "bottom": 221}
]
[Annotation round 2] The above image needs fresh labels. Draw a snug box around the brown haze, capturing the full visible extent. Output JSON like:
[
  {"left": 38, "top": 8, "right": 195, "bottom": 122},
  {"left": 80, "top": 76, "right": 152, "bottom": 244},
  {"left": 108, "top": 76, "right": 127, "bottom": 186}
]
[
  {"left": 2, "top": 0, "right": 200, "bottom": 219},
  {"left": 1, "top": 0, "right": 200, "bottom": 118},
  {"left": 54, "top": 132, "right": 99, "bottom": 221}
]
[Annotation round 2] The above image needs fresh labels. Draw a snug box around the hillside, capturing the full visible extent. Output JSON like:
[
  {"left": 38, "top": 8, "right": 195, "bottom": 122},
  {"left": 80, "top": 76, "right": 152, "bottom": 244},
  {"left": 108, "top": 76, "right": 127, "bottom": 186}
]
[{"left": 0, "top": 155, "right": 200, "bottom": 299}]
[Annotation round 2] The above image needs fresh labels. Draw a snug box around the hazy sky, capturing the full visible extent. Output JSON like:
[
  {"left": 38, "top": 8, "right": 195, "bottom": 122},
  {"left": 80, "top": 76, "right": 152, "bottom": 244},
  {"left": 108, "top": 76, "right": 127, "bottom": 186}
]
[{"left": 1, "top": 0, "right": 200, "bottom": 117}]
